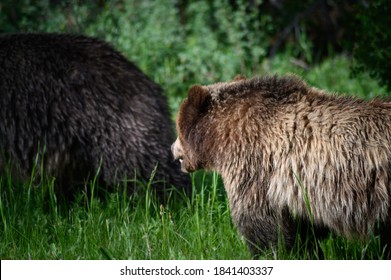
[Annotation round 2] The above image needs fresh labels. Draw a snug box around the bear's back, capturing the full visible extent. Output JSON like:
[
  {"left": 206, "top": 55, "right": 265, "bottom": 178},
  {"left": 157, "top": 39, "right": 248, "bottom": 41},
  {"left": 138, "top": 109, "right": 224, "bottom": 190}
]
[{"left": 0, "top": 33, "right": 189, "bottom": 195}]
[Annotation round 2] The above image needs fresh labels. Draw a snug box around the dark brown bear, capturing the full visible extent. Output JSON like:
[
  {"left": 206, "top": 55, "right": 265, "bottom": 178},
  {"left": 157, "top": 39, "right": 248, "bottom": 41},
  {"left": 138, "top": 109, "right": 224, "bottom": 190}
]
[
  {"left": 0, "top": 33, "right": 190, "bottom": 196},
  {"left": 172, "top": 75, "right": 391, "bottom": 257}
]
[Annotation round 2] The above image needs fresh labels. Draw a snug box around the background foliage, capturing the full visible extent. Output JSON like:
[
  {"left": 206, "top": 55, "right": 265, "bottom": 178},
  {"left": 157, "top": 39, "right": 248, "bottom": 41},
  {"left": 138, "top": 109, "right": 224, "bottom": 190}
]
[
  {"left": 352, "top": 0, "right": 391, "bottom": 90},
  {"left": 1, "top": 0, "right": 389, "bottom": 95}
]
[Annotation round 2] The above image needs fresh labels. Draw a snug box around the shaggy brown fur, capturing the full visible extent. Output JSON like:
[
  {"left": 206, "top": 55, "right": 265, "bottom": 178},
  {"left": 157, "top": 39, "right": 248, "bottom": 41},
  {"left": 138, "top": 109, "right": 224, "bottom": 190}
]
[{"left": 172, "top": 75, "right": 391, "bottom": 256}]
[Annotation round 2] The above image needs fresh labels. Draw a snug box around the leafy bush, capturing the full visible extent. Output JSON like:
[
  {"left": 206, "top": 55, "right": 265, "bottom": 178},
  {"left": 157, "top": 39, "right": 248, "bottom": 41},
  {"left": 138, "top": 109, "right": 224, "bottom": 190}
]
[
  {"left": 1, "top": 0, "right": 270, "bottom": 96},
  {"left": 353, "top": 0, "right": 391, "bottom": 90}
]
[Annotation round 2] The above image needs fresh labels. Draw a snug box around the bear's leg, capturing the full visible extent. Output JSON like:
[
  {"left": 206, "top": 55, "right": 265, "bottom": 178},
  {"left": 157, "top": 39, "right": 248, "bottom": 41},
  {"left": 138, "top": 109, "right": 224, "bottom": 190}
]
[
  {"left": 238, "top": 208, "right": 328, "bottom": 258},
  {"left": 235, "top": 208, "right": 297, "bottom": 258}
]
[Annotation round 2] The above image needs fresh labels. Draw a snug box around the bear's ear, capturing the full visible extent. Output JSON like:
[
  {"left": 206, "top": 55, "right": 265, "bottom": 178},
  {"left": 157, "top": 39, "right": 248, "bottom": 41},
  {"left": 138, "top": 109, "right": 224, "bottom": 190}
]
[
  {"left": 233, "top": 74, "right": 247, "bottom": 81},
  {"left": 187, "top": 85, "right": 210, "bottom": 110},
  {"left": 177, "top": 85, "right": 210, "bottom": 136}
]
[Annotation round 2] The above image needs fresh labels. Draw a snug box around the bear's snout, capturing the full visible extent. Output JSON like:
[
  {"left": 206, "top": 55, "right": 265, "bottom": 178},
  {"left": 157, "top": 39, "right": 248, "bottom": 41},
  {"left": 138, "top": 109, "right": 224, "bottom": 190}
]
[{"left": 171, "top": 138, "right": 183, "bottom": 161}]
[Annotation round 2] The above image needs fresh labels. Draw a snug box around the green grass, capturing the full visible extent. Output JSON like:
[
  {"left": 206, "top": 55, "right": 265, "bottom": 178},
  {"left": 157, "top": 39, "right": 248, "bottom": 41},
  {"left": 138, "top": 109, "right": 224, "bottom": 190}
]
[
  {"left": 0, "top": 167, "right": 388, "bottom": 260},
  {"left": 0, "top": 171, "right": 251, "bottom": 260}
]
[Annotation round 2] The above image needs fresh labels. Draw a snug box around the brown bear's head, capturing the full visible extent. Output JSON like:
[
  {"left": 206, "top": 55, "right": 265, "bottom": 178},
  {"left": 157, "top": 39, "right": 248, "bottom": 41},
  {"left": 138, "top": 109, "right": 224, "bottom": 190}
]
[
  {"left": 172, "top": 75, "right": 248, "bottom": 173},
  {"left": 172, "top": 84, "right": 212, "bottom": 173}
]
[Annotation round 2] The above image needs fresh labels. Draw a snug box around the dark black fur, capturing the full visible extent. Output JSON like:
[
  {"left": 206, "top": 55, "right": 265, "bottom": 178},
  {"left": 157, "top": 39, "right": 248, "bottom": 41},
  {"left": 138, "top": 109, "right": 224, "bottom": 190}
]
[{"left": 0, "top": 33, "right": 190, "bottom": 196}]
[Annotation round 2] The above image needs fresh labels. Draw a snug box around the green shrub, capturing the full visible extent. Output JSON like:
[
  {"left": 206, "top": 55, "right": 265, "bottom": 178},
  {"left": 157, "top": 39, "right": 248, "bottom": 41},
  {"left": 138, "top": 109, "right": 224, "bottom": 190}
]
[{"left": 353, "top": 0, "right": 391, "bottom": 91}]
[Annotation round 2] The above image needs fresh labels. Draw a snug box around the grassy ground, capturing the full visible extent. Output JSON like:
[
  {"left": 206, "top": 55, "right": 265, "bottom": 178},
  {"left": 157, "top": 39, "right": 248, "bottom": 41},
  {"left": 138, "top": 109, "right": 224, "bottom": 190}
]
[
  {"left": 0, "top": 1, "right": 389, "bottom": 260},
  {"left": 0, "top": 170, "right": 251, "bottom": 260},
  {"left": 0, "top": 159, "right": 388, "bottom": 260}
]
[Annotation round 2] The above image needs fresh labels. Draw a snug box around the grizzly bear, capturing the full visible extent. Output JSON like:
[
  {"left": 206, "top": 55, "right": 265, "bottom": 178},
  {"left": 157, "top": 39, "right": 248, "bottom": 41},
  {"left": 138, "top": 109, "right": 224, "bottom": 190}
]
[
  {"left": 172, "top": 75, "right": 391, "bottom": 257},
  {"left": 0, "top": 33, "right": 190, "bottom": 196}
]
